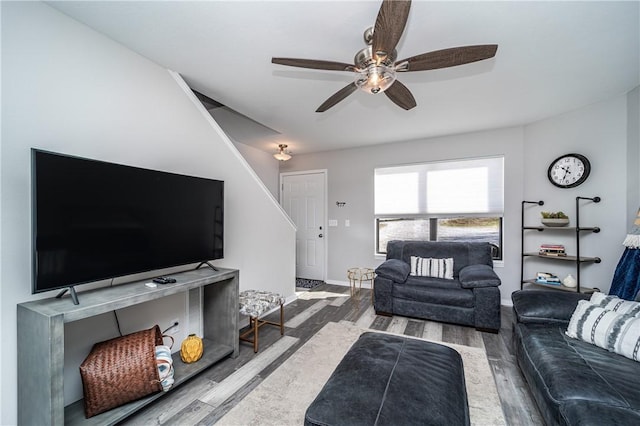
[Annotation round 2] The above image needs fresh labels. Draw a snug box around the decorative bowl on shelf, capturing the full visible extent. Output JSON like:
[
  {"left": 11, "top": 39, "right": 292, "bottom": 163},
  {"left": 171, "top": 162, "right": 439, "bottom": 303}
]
[{"left": 541, "top": 218, "right": 570, "bottom": 227}]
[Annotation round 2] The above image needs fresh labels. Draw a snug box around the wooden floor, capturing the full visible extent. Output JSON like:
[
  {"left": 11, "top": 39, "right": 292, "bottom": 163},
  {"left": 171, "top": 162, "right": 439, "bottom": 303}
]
[{"left": 122, "top": 284, "right": 543, "bottom": 425}]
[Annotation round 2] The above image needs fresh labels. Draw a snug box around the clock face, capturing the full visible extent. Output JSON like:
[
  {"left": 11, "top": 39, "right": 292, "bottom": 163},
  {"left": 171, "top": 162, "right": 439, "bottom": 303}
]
[{"left": 547, "top": 154, "right": 591, "bottom": 188}]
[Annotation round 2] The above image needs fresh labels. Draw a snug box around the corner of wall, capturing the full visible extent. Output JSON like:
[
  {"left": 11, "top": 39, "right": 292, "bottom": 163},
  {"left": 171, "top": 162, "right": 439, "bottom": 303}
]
[{"left": 167, "top": 70, "right": 295, "bottom": 231}]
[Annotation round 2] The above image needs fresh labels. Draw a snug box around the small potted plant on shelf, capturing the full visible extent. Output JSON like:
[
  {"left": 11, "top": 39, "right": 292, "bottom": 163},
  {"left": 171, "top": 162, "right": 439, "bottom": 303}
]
[{"left": 541, "top": 211, "right": 570, "bottom": 227}]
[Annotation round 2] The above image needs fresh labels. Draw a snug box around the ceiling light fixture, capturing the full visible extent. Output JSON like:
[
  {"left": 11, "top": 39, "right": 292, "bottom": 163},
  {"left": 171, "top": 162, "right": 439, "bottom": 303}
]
[
  {"left": 274, "top": 144, "right": 292, "bottom": 161},
  {"left": 354, "top": 44, "right": 397, "bottom": 94}
]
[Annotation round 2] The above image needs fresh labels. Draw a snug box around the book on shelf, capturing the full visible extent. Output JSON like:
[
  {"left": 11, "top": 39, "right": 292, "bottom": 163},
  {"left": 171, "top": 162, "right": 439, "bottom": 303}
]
[
  {"left": 536, "top": 279, "right": 562, "bottom": 285},
  {"left": 536, "top": 272, "right": 561, "bottom": 284},
  {"left": 539, "top": 244, "right": 567, "bottom": 256}
]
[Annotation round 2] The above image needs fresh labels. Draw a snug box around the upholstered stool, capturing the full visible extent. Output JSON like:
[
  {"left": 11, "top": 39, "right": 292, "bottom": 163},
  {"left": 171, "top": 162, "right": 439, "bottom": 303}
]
[{"left": 239, "top": 290, "right": 285, "bottom": 353}]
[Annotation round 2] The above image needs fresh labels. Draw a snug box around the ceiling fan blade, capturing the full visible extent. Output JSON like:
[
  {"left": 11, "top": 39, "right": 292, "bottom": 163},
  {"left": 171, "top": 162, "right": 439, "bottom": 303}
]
[
  {"left": 384, "top": 80, "right": 416, "bottom": 110},
  {"left": 272, "top": 57, "right": 355, "bottom": 72},
  {"left": 372, "top": 0, "right": 411, "bottom": 63},
  {"left": 397, "top": 44, "right": 498, "bottom": 72},
  {"left": 316, "top": 83, "right": 358, "bottom": 112}
]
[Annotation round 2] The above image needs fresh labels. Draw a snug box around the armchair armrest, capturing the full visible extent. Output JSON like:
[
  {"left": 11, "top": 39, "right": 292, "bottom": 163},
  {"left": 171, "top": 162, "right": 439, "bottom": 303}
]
[
  {"left": 512, "top": 289, "right": 590, "bottom": 325},
  {"left": 459, "top": 264, "right": 501, "bottom": 289},
  {"left": 375, "top": 259, "right": 410, "bottom": 283}
]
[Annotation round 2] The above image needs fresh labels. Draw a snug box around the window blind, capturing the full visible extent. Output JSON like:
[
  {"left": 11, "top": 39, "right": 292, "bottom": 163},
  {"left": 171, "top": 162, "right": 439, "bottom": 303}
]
[{"left": 375, "top": 156, "right": 504, "bottom": 216}]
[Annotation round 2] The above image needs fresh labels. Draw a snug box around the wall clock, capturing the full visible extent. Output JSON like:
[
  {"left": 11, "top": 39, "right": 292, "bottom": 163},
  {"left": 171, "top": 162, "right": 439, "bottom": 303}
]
[{"left": 547, "top": 153, "right": 591, "bottom": 188}]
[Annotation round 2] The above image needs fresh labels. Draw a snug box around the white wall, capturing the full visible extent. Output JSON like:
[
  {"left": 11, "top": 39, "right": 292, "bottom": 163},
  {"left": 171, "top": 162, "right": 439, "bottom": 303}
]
[
  {"left": 627, "top": 86, "right": 640, "bottom": 222},
  {"left": 0, "top": 2, "right": 295, "bottom": 423},
  {"left": 232, "top": 140, "right": 281, "bottom": 198},
  {"left": 523, "top": 94, "right": 632, "bottom": 293},
  {"left": 280, "top": 127, "right": 525, "bottom": 305}
]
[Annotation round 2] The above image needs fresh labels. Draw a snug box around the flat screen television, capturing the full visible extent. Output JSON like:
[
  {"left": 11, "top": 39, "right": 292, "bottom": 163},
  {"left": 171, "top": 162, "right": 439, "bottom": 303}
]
[{"left": 32, "top": 149, "right": 224, "bottom": 298}]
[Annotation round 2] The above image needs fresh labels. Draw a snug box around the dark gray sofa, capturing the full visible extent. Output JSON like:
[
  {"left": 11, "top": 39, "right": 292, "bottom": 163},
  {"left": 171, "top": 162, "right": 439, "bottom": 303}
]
[
  {"left": 374, "top": 240, "right": 501, "bottom": 332},
  {"left": 512, "top": 290, "right": 640, "bottom": 425}
]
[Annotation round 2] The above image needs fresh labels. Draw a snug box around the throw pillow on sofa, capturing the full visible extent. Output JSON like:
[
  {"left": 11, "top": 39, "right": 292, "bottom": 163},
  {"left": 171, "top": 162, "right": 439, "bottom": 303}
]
[
  {"left": 590, "top": 292, "right": 640, "bottom": 317},
  {"left": 410, "top": 256, "right": 454, "bottom": 279},
  {"left": 566, "top": 300, "right": 640, "bottom": 362}
]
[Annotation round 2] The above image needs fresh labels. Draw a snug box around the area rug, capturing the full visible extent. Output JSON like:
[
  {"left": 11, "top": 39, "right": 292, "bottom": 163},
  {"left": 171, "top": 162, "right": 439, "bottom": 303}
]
[
  {"left": 217, "top": 321, "right": 505, "bottom": 426},
  {"left": 295, "top": 277, "right": 325, "bottom": 289}
]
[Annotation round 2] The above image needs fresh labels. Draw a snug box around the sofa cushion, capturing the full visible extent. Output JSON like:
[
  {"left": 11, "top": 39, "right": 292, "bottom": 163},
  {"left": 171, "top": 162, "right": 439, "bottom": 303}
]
[
  {"left": 375, "top": 259, "right": 410, "bottom": 283},
  {"left": 458, "top": 264, "right": 500, "bottom": 288},
  {"left": 566, "top": 300, "right": 640, "bottom": 362},
  {"left": 403, "top": 276, "right": 460, "bottom": 289},
  {"left": 394, "top": 283, "right": 474, "bottom": 308},
  {"left": 410, "top": 256, "right": 454, "bottom": 279}
]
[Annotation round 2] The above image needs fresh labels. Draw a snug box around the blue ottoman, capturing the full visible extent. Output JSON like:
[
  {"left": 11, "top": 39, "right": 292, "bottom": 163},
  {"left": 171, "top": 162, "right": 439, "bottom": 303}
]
[{"left": 305, "top": 332, "right": 470, "bottom": 426}]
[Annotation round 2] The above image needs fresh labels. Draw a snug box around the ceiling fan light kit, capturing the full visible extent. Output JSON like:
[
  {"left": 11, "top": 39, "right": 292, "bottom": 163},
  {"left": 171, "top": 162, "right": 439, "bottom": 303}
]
[
  {"left": 272, "top": 0, "right": 498, "bottom": 112},
  {"left": 354, "top": 45, "right": 397, "bottom": 94},
  {"left": 355, "top": 64, "right": 396, "bottom": 94}
]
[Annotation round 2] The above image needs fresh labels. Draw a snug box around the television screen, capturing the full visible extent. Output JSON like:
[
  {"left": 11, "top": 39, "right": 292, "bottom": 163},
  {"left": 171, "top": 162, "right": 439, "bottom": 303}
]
[{"left": 32, "top": 149, "right": 224, "bottom": 294}]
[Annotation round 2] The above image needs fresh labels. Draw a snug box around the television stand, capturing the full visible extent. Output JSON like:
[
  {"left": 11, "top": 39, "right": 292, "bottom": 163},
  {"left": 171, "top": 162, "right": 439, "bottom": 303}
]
[
  {"left": 18, "top": 267, "right": 239, "bottom": 425},
  {"left": 196, "top": 260, "right": 218, "bottom": 271},
  {"left": 56, "top": 286, "right": 79, "bottom": 305}
]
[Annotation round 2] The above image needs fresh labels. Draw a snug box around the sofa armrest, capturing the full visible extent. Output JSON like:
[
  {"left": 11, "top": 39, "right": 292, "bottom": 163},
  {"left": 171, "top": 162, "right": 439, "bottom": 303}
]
[
  {"left": 512, "top": 289, "right": 590, "bottom": 325},
  {"left": 458, "top": 264, "right": 501, "bottom": 288},
  {"left": 375, "top": 259, "right": 410, "bottom": 283},
  {"left": 473, "top": 286, "right": 501, "bottom": 331},
  {"left": 373, "top": 276, "right": 394, "bottom": 314}
]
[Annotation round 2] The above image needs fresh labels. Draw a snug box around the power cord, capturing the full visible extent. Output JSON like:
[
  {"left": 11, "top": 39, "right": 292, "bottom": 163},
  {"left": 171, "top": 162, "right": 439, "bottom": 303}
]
[
  {"left": 108, "top": 275, "right": 178, "bottom": 336},
  {"left": 113, "top": 310, "right": 123, "bottom": 336},
  {"left": 109, "top": 279, "right": 125, "bottom": 336},
  {"left": 163, "top": 321, "right": 179, "bottom": 334}
]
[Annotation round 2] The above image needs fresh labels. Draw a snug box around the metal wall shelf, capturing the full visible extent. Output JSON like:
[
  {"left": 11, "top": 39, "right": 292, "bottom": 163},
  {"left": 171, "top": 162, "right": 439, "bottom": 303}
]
[{"left": 520, "top": 196, "right": 601, "bottom": 293}]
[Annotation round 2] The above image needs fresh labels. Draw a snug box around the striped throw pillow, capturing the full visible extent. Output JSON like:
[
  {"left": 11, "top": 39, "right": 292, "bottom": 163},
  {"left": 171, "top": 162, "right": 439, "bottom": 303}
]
[
  {"left": 589, "top": 292, "right": 640, "bottom": 317},
  {"left": 410, "top": 256, "right": 454, "bottom": 280},
  {"left": 566, "top": 300, "right": 640, "bottom": 362}
]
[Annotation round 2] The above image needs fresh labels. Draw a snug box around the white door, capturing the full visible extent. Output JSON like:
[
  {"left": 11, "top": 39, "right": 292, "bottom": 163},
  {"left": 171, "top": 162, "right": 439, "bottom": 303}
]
[{"left": 281, "top": 172, "right": 326, "bottom": 281}]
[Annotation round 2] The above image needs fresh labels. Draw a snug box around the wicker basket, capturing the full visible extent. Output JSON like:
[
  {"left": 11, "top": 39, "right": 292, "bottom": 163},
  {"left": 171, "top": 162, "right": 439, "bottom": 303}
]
[{"left": 79, "top": 325, "right": 164, "bottom": 418}]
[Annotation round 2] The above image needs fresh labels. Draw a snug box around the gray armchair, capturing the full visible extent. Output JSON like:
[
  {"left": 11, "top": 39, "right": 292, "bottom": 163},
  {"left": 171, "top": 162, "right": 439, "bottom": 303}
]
[{"left": 374, "top": 240, "right": 501, "bottom": 332}]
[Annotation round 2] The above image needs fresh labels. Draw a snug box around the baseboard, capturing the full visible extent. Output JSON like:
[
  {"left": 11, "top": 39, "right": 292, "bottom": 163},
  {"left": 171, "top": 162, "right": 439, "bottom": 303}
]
[{"left": 324, "top": 279, "right": 350, "bottom": 287}]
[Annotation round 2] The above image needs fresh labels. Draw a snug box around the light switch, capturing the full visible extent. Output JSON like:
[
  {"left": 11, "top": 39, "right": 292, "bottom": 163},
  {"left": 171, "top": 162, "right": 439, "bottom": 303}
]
[
  {"left": 345, "top": 219, "right": 350, "bottom": 227},
  {"left": 329, "top": 220, "right": 338, "bottom": 227}
]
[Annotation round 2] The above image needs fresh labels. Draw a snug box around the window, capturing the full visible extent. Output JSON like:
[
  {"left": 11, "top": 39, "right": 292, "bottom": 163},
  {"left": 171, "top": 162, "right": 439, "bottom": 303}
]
[{"left": 375, "top": 156, "right": 504, "bottom": 259}]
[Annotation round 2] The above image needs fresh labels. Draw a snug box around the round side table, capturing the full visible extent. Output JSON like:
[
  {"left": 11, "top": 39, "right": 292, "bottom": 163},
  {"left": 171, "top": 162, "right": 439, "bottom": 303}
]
[{"left": 347, "top": 267, "right": 375, "bottom": 303}]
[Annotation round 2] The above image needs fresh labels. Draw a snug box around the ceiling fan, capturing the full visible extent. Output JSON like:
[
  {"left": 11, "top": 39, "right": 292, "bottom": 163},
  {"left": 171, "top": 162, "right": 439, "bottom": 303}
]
[{"left": 272, "top": 0, "right": 497, "bottom": 112}]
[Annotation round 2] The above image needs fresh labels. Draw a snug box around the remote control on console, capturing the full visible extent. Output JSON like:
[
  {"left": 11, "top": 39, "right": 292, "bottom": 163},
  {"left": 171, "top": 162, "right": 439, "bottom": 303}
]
[{"left": 152, "top": 276, "right": 176, "bottom": 284}]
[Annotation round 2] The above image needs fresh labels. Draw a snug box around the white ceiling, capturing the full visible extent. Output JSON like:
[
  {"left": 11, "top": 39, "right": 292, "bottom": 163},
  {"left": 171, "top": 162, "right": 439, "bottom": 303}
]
[{"left": 49, "top": 1, "right": 639, "bottom": 155}]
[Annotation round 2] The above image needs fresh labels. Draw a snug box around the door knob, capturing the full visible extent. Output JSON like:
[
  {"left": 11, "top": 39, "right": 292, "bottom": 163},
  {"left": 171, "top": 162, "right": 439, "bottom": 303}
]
[{"left": 319, "top": 233, "right": 323, "bottom": 238}]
